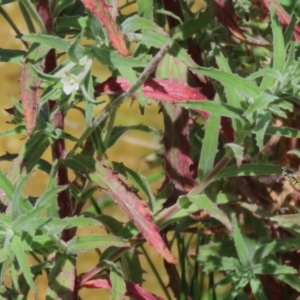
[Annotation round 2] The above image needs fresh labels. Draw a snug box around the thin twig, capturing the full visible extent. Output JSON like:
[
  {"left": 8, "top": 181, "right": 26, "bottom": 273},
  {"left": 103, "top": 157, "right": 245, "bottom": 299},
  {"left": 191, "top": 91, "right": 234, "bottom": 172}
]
[{"left": 67, "top": 42, "right": 171, "bottom": 157}]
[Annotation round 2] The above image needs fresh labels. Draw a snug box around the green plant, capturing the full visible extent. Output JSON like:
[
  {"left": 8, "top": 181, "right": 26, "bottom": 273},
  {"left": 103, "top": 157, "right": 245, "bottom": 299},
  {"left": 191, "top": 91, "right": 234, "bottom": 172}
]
[{"left": 0, "top": 0, "right": 300, "bottom": 299}]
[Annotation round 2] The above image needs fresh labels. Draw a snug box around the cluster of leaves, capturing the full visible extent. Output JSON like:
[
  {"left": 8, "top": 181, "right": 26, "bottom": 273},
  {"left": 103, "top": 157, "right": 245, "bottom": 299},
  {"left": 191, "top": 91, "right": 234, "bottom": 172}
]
[{"left": 1, "top": 0, "right": 300, "bottom": 299}]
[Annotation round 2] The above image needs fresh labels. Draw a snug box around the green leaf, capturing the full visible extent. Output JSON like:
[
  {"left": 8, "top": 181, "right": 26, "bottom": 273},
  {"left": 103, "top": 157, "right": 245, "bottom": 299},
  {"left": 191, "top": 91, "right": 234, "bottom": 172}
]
[
  {"left": 243, "top": 91, "right": 278, "bottom": 117},
  {"left": 191, "top": 67, "right": 261, "bottom": 98},
  {"left": 107, "top": 124, "right": 161, "bottom": 148},
  {"left": 11, "top": 175, "right": 31, "bottom": 220},
  {"left": 20, "top": 0, "right": 47, "bottom": 33},
  {"left": 141, "top": 30, "right": 198, "bottom": 68},
  {"left": 121, "top": 248, "right": 144, "bottom": 284},
  {"left": 213, "top": 45, "right": 243, "bottom": 132},
  {"left": 271, "top": 5, "right": 285, "bottom": 74},
  {"left": 252, "top": 261, "right": 297, "bottom": 275},
  {"left": 156, "top": 9, "right": 183, "bottom": 25},
  {"left": 46, "top": 252, "right": 75, "bottom": 299},
  {"left": 52, "top": 0, "right": 78, "bottom": 18},
  {"left": 224, "top": 144, "right": 244, "bottom": 167},
  {"left": 198, "top": 255, "right": 242, "bottom": 273},
  {"left": 82, "top": 71, "right": 95, "bottom": 127},
  {"left": 271, "top": 214, "right": 300, "bottom": 229},
  {"left": 253, "top": 110, "right": 272, "bottom": 150},
  {"left": 198, "top": 115, "right": 220, "bottom": 180},
  {"left": 121, "top": 15, "right": 165, "bottom": 36},
  {"left": 222, "top": 279, "right": 249, "bottom": 300},
  {"left": 21, "top": 131, "right": 51, "bottom": 173},
  {"left": 197, "top": 241, "right": 236, "bottom": 258},
  {"left": 87, "top": 10, "right": 106, "bottom": 40},
  {"left": 93, "top": 47, "right": 148, "bottom": 68},
  {"left": 21, "top": 34, "right": 71, "bottom": 51},
  {"left": 277, "top": 274, "right": 300, "bottom": 292},
  {"left": 11, "top": 235, "right": 36, "bottom": 292},
  {"left": 11, "top": 204, "right": 49, "bottom": 233},
  {"left": 67, "top": 31, "right": 84, "bottom": 63},
  {"left": 216, "top": 164, "right": 282, "bottom": 179},
  {"left": 0, "top": 167, "right": 15, "bottom": 201},
  {"left": 187, "top": 195, "right": 233, "bottom": 232},
  {"left": 64, "top": 153, "right": 96, "bottom": 173},
  {"left": 109, "top": 264, "right": 126, "bottom": 300},
  {"left": 0, "top": 48, "right": 25, "bottom": 65},
  {"left": 177, "top": 100, "right": 243, "bottom": 119},
  {"left": 0, "top": 126, "right": 26, "bottom": 137},
  {"left": 171, "top": 10, "right": 212, "bottom": 41},
  {"left": 250, "top": 277, "right": 267, "bottom": 300},
  {"left": 137, "top": 0, "right": 153, "bottom": 19},
  {"left": 56, "top": 16, "right": 88, "bottom": 31},
  {"left": 66, "top": 235, "right": 130, "bottom": 254},
  {"left": 231, "top": 213, "right": 254, "bottom": 268},
  {"left": 265, "top": 126, "right": 300, "bottom": 138}
]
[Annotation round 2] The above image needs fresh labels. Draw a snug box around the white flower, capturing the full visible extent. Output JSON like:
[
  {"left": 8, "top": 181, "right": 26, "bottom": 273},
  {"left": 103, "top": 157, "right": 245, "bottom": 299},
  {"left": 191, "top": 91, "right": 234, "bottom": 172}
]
[{"left": 61, "top": 73, "right": 80, "bottom": 95}]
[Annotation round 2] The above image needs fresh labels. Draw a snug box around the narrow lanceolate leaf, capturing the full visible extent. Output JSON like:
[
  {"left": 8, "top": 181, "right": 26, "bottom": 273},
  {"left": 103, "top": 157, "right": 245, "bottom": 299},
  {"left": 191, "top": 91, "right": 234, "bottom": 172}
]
[
  {"left": 22, "top": 34, "right": 71, "bottom": 51},
  {"left": 0, "top": 48, "right": 26, "bottom": 65},
  {"left": 46, "top": 252, "right": 75, "bottom": 300},
  {"left": 186, "top": 195, "right": 233, "bottom": 232},
  {"left": 216, "top": 164, "right": 281, "bottom": 179},
  {"left": 81, "top": 0, "right": 130, "bottom": 56},
  {"left": 66, "top": 235, "right": 130, "bottom": 254},
  {"left": 88, "top": 161, "right": 178, "bottom": 264},
  {"left": 231, "top": 213, "right": 253, "bottom": 268},
  {"left": 20, "top": 43, "right": 48, "bottom": 135},
  {"left": 177, "top": 101, "right": 242, "bottom": 119},
  {"left": 270, "top": 5, "right": 285, "bottom": 73},
  {"left": 110, "top": 265, "right": 126, "bottom": 300},
  {"left": 191, "top": 67, "right": 261, "bottom": 98},
  {"left": 198, "top": 115, "right": 220, "bottom": 180},
  {"left": 11, "top": 235, "right": 36, "bottom": 292}
]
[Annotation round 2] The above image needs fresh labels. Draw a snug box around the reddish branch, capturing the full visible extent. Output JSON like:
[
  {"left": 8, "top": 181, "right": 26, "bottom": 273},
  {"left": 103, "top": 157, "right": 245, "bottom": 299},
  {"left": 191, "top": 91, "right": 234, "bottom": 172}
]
[{"left": 37, "top": 0, "right": 74, "bottom": 242}]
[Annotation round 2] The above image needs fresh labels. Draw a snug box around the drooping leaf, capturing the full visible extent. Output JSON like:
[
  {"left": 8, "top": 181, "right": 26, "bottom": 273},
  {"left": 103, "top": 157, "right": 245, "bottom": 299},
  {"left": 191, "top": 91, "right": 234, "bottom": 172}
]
[
  {"left": 81, "top": 0, "right": 130, "bottom": 56},
  {"left": 88, "top": 160, "right": 178, "bottom": 264}
]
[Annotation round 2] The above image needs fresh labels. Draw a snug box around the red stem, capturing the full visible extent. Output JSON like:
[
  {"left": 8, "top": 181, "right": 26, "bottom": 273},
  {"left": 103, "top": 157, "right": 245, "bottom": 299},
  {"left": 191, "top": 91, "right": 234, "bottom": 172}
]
[{"left": 37, "top": 0, "right": 75, "bottom": 242}]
